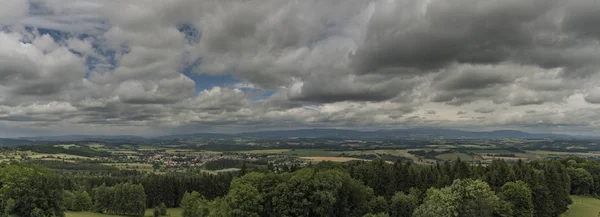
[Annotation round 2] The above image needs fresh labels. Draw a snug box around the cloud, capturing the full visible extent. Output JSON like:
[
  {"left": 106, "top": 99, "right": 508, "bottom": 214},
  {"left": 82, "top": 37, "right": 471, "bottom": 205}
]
[
  {"left": 350, "top": 0, "right": 556, "bottom": 73},
  {"left": 0, "top": 0, "right": 29, "bottom": 23},
  {"left": 1, "top": 0, "right": 600, "bottom": 136},
  {"left": 585, "top": 87, "right": 600, "bottom": 104},
  {"left": 0, "top": 31, "right": 86, "bottom": 103},
  {"left": 474, "top": 107, "right": 495, "bottom": 114}
]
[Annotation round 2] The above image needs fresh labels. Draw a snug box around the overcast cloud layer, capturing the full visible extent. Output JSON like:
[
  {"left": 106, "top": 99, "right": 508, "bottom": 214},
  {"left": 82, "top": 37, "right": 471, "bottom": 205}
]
[{"left": 1, "top": 0, "right": 600, "bottom": 136}]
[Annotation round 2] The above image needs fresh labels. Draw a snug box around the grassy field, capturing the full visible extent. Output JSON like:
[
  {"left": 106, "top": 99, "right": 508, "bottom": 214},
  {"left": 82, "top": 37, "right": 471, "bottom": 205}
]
[
  {"left": 66, "top": 208, "right": 183, "bottom": 217},
  {"left": 233, "top": 149, "right": 291, "bottom": 154},
  {"left": 286, "top": 149, "right": 339, "bottom": 157},
  {"left": 528, "top": 150, "right": 600, "bottom": 157},
  {"left": 87, "top": 143, "right": 106, "bottom": 148},
  {"left": 560, "top": 195, "right": 600, "bottom": 217},
  {"left": 103, "top": 163, "right": 155, "bottom": 172},
  {"left": 300, "top": 156, "right": 365, "bottom": 162},
  {"left": 436, "top": 153, "right": 474, "bottom": 161},
  {"left": 164, "top": 149, "right": 222, "bottom": 155},
  {"left": 468, "top": 149, "right": 513, "bottom": 154},
  {"left": 54, "top": 144, "right": 79, "bottom": 149},
  {"left": 28, "top": 153, "right": 92, "bottom": 160}
]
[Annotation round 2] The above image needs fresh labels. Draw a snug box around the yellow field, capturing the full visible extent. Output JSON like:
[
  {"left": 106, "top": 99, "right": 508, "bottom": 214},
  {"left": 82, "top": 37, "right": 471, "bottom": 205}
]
[
  {"left": 87, "top": 143, "right": 106, "bottom": 148},
  {"left": 54, "top": 144, "right": 79, "bottom": 149}
]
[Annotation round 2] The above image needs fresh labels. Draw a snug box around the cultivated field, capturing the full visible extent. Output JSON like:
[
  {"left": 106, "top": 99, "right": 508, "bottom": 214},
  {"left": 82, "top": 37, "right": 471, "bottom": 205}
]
[
  {"left": 436, "top": 153, "right": 475, "bottom": 161},
  {"left": 300, "top": 156, "right": 365, "bottom": 162}
]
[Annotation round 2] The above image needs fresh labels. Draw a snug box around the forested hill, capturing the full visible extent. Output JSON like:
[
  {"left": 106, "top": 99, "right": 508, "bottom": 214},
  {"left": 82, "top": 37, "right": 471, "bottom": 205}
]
[
  {"left": 2, "top": 156, "right": 599, "bottom": 217},
  {"left": 0, "top": 138, "right": 41, "bottom": 147}
]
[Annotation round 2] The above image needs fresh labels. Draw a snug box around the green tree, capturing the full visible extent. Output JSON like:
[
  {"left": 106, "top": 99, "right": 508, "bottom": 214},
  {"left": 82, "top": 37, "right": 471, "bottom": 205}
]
[
  {"left": 270, "top": 168, "right": 374, "bottom": 217},
  {"left": 63, "top": 191, "right": 75, "bottom": 211},
  {"left": 389, "top": 192, "right": 418, "bottom": 217},
  {"left": 159, "top": 202, "right": 168, "bottom": 215},
  {"left": 181, "top": 191, "right": 209, "bottom": 217},
  {"left": 154, "top": 207, "right": 160, "bottom": 217},
  {"left": 72, "top": 191, "right": 93, "bottom": 211},
  {"left": 544, "top": 161, "right": 571, "bottom": 216},
  {"left": 93, "top": 184, "right": 113, "bottom": 213},
  {"left": 370, "top": 196, "right": 388, "bottom": 214},
  {"left": 413, "top": 187, "right": 457, "bottom": 217},
  {"left": 568, "top": 167, "right": 593, "bottom": 195},
  {"left": 453, "top": 157, "right": 471, "bottom": 179},
  {"left": 110, "top": 183, "right": 146, "bottom": 216},
  {"left": 225, "top": 183, "right": 262, "bottom": 217},
  {"left": 486, "top": 160, "right": 515, "bottom": 190},
  {"left": 528, "top": 169, "right": 554, "bottom": 217},
  {"left": 501, "top": 181, "right": 533, "bottom": 217},
  {"left": 414, "top": 179, "right": 503, "bottom": 217},
  {"left": 0, "top": 164, "right": 65, "bottom": 217}
]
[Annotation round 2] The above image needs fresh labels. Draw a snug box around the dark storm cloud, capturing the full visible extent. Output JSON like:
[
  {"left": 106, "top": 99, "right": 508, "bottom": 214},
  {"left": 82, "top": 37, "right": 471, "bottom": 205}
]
[
  {"left": 562, "top": 0, "right": 600, "bottom": 39},
  {"left": 288, "top": 74, "right": 420, "bottom": 103},
  {"left": 11, "top": 82, "right": 65, "bottom": 96},
  {"left": 432, "top": 67, "right": 516, "bottom": 91},
  {"left": 351, "top": 0, "right": 556, "bottom": 74}
]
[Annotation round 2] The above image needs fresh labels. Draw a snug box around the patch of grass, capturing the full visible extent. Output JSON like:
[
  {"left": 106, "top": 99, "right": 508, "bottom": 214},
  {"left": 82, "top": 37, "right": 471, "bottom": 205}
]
[
  {"left": 300, "top": 156, "right": 365, "bottom": 162},
  {"left": 529, "top": 150, "right": 600, "bottom": 157},
  {"left": 514, "top": 153, "right": 542, "bottom": 160},
  {"left": 560, "top": 195, "right": 600, "bottom": 217},
  {"left": 103, "top": 163, "right": 155, "bottom": 172},
  {"left": 108, "top": 150, "right": 138, "bottom": 154},
  {"left": 28, "top": 154, "right": 92, "bottom": 160},
  {"left": 145, "top": 208, "right": 183, "bottom": 217},
  {"left": 468, "top": 149, "right": 513, "bottom": 154},
  {"left": 285, "top": 149, "right": 338, "bottom": 157}
]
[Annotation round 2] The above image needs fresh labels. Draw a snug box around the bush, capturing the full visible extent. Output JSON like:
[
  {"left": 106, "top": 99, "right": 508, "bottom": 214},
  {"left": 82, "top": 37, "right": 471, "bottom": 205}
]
[{"left": 159, "top": 202, "right": 167, "bottom": 215}]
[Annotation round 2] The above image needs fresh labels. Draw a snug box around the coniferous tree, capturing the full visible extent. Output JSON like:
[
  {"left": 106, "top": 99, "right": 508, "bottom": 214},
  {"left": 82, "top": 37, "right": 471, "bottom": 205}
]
[{"left": 544, "top": 161, "right": 571, "bottom": 216}]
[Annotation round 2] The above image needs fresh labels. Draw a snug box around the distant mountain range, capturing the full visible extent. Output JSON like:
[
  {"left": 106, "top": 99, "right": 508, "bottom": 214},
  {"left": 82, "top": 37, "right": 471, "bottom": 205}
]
[
  {"left": 157, "top": 128, "right": 582, "bottom": 140},
  {"left": 3, "top": 128, "right": 593, "bottom": 146}
]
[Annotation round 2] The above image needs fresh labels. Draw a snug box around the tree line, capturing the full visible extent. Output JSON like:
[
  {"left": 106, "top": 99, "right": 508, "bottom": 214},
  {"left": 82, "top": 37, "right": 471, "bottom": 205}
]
[
  {"left": 1, "top": 156, "right": 600, "bottom": 216},
  {"left": 178, "top": 157, "right": 573, "bottom": 217}
]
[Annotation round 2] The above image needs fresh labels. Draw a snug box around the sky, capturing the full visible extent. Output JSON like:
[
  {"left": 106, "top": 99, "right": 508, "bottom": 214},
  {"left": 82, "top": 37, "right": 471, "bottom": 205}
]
[{"left": 1, "top": 0, "right": 600, "bottom": 137}]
